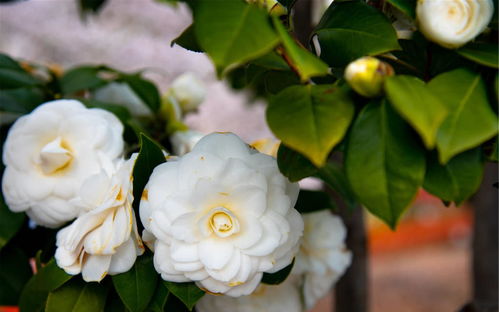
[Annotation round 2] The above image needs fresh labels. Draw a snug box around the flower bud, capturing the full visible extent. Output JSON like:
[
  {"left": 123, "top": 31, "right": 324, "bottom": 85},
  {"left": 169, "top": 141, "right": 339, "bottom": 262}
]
[
  {"left": 416, "top": 0, "right": 494, "bottom": 49},
  {"left": 169, "top": 73, "right": 206, "bottom": 113},
  {"left": 344, "top": 57, "right": 394, "bottom": 98}
]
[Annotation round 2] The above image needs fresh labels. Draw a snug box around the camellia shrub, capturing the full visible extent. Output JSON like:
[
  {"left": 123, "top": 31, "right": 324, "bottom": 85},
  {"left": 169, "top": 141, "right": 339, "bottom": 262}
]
[{"left": 0, "top": 0, "right": 497, "bottom": 311}]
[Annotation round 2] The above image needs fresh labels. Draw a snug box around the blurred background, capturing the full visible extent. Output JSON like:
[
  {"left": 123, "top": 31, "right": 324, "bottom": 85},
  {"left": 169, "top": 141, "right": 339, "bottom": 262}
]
[{"left": 0, "top": 0, "right": 483, "bottom": 311}]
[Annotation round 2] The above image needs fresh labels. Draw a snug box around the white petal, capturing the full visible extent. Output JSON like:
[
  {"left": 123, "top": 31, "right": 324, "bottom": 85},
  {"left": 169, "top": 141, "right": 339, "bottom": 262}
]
[
  {"left": 108, "top": 237, "right": 138, "bottom": 275},
  {"left": 82, "top": 254, "right": 112, "bottom": 282},
  {"left": 198, "top": 238, "right": 234, "bottom": 270}
]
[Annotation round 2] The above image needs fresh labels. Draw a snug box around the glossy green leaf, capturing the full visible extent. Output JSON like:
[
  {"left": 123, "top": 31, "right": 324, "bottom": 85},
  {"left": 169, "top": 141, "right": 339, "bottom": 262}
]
[
  {"left": 132, "top": 134, "right": 166, "bottom": 213},
  {"left": 261, "top": 259, "right": 294, "bottom": 285},
  {"left": 424, "top": 149, "right": 484, "bottom": 206},
  {"left": 0, "top": 193, "right": 25, "bottom": 250},
  {"left": 0, "top": 53, "right": 24, "bottom": 71},
  {"left": 294, "top": 190, "right": 335, "bottom": 214},
  {"left": 273, "top": 17, "right": 329, "bottom": 81},
  {"left": 318, "top": 162, "right": 357, "bottom": 209},
  {"left": 457, "top": 43, "right": 498, "bottom": 68},
  {"left": 147, "top": 281, "right": 170, "bottom": 312},
  {"left": 81, "top": 99, "right": 132, "bottom": 125},
  {"left": 60, "top": 66, "right": 107, "bottom": 94},
  {"left": 121, "top": 75, "right": 160, "bottom": 112},
  {"left": 19, "top": 259, "right": 73, "bottom": 312},
  {"left": 0, "top": 87, "right": 44, "bottom": 114},
  {"left": 267, "top": 84, "right": 355, "bottom": 166},
  {"left": 385, "top": 75, "right": 448, "bottom": 148},
  {"left": 0, "top": 68, "right": 41, "bottom": 89},
  {"left": 345, "top": 100, "right": 426, "bottom": 228},
  {"left": 172, "top": 24, "right": 203, "bottom": 53},
  {"left": 0, "top": 246, "right": 32, "bottom": 305},
  {"left": 386, "top": 0, "right": 416, "bottom": 18},
  {"left": 46, "top": 278, "right": 108, "bottom": 312},
  {"left": 112, "top": 254, "right": 158, "bottom": 312},
  {"left": 277, "top": 144, "right": 318, "bottom": 182},
  {"left": 194, "top": 0, "right": 279, "bottom": 74},
  {"left": 315, "top": 1, "right": 400, "bottom": 67},
  {"left": 164, "top": 282, "right": 205, "bottom": 311},
  {"left": 429, "top": 69, "right": 498, "bottom": 164}
]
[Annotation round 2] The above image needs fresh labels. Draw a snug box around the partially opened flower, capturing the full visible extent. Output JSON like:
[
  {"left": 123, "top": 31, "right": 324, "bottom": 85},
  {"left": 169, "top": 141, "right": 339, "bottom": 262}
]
[
  {"left": 169, "top": 72, "right": 206, "bottom": 113},
  {"left": 55, "top": 154, "right": 144, "bottom": 282},
  {"left": 196, "top": 275, "right": 303, "bottom": 312},
  {"left": 2, "top": 99, "right": 124, "bottom": 228},
  {"left": 417, "top": 0, "right": 494, "bottom": 48},
  {"left": 140, "top": 132, "right": 303, "bottom": 297},
  {"left": 294, "top": 210, "right": 352, "bottom": 309}
]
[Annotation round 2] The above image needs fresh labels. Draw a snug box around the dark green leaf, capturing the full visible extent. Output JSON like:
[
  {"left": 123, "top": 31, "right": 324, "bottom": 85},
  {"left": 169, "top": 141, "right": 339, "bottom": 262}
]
[
  {"left": 121, "top": 75, "right": 160, "bottom": 112},
  {"left": 277, "top": 144, "right": 318, "bottom": 182},
  {"left": 79, "top": 0, "right": 107, "bottom": 14},
  {"left": 81, "top": 99, "right": 132, "bottom": 124},
  {"left": 46, "top": 278, "right": 108, "bottom": 312},
  {"left": 164, "top": 282, "right": 205, "bottom": 311},
  {"left": 0, "top": 246, "right": 32, "bottom": 305},
  {"left": 0, "top": 68, "right": 41, "bottom": 89},
  {"left": 0, "top": 87, "right": 45, "bottom": 114},
  {"left": 264, "top": 70, "right": 301, "bottom": 94},
  {"left": 294, "top": 190, "right": 335, "bottom": 214},
  {"left": 429, "top": 69, "right": 498, "bottom": 164},
  {"left": 112, "top": 254, "right": 158, "bottom": 312},
  {"left": 60, "top": 67, "right": 107, "bottom": 94},
  {"left": 267, "top": 84, "right": 354, "bottom": 166},
  {"left": 104, "top": 287, "right": 128, "bottom": 312},
  {"left": 315, "top": 1, "right": 400, "bottom": 67},
  {"left": 172, "top": 24, "right": 203, "bottom": 53},
  {"left": 0, "top": 193, "right": 25, "bottom": 250},
  {"left": 0, "top": 53, "right": 24, "bottom": 71},
  {"left": 194, "top": 0, "right": 279, "bottom": 74},
  {"left": 252, "top": 52, "right": 290, "bottom": 70},
  {"left": 261, "top": 259, "right": 294, "bottom": 285},
  {"left": 132, "top": 134, "right": 166, "bottom": 215},
  {"left": 385, "top": 75, "right": 448, "bottom": 148},
  {"left": 457, "top": 43, "right": 498, "bottom": 69},
  {"left": 386, "top": 0, "right": 416, "bottom": 18},
  {"left": 147, "top": 281, "right": 170, "bottom": 312},
  {"left": 318, "top": 162, "right": 357, "bottom": 209},
  {"left": 345, "top": 100, "right": 426, "bottom": 228},
  {"left": 424, "top": 149, "right": 484, "bottom": 206},
  {"left": 19, "top": 259, "right": 73, "bottom": 312},
  {"left": 273, "top": 17, "right": 329, "bottom": 81}
]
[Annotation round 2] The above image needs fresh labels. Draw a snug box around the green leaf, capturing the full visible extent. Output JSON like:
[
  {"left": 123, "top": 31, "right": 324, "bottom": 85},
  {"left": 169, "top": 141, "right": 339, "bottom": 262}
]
[
  {"left": 261, "top": 259, "right": 294, "bottom": 285},
  {"left": 172, "top": 24, "right": 203, "bottom": 53},
  {"left": 424, "top": 148, "right": 484, "bottom": 206},
  {"left": 457, "top": 43, "right": 498, "bottom": 68},
  {"left": 385, "top": 75, "right": 448, "bottom": 148},
  {"left": 194, "top": 0, "right": 279, "bottom": 74},
  {"left": 345, "top": 100, "right": 426, "bottom": 228},
  {"left": 0, "top": 193, "right": 25, "bottom": 250},
  {"left": 273, "top": 17, "right": 329, "bottom": 81},
  {"left": 79, "top": 0, "right": 107, "bottom": 14},
  {"left": 164, "top": 282, "right": 205, "bottom": 311},
  {"left": 147, "top": 281, "right": 170, "bottom": 312},
  {"left": 429, "top": 69, "right": 498, "bottom": 164},
  {"left": 252, "top": 51, "right": 290, "bottom": 70},
  {"left": 386, "top": 0, "right": 416, "bottom": 18},
  {"left": 132, "top": 134, "right": 166, "bottom": 214},
  {"left": 60, "top": 66, "right": 107, "bottom": 94},
  {"left": 19, "top": 259, "right": 73, "bottom": 312},
  {"left": 0, "top": 87, "right": 45, "bottom": 114},
  {"left": 0, "top": 246, "right": 32, "bottom": 305},
  {"left": 121, "top": 75, "right": 160, "bottom": 112},
  {"left": 315, "top": 0, "right": 400, "bottom": 67},
  {"left": 0, "top": 53, "right": 24, "bottom": 71},
  {"left": 277, "top": 144, "right": 318, "bottom": 182},
  {"left": 294, "top": 190, "right": 335, "bottom": 214},
  {"left": 112, "top": 254, "right": 158, "bottom": 312},
  {"left": 318, "top": 162, "right": 357, "bottom": 209},
  {"left": 81, "top": 99, "right": 132, "bottom": 124},
  {"left": 267, "top": 84, "right": 355, "bottom": 166},
  {"left": 0, "top": 68, "right": 41, "bottom": 89},
  {"left": 46, "top": 278, "right": 108, "bottom": 312}
]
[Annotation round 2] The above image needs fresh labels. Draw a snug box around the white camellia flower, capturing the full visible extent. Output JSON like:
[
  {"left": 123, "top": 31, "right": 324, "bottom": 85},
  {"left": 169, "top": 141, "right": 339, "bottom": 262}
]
[
  {"left": 2, "top": 99, "right": 124, "bottom": 228},
  {"left": 170, "top": 130, "right": 205, "bottom": 156},
  {"left": 196, "top": 275, "right": 303, "bottom": 312},
  {"left": 294, "top": 210, "right": 352, "bottom": 310},
  {"left": 140, "top": 132, "right": 303, "bottom": 297},
  {"left": 416, "top": 0, "right": 494, "bottom": 48},
  {"left": 169, "top": 73, "right": 206, "bottom": 113},
  {"left": 55, "top": 154, "right": 144, "bottom": 282}
]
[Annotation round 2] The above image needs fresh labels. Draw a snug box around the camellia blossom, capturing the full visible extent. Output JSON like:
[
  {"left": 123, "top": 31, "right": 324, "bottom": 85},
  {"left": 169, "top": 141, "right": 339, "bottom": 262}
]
[
  {"left": 196, "top": 276, "right": 303, "bottom": 312},
  {"left": 169, "top": 72, "right": 206, "bottom": 113},
  {"left": 416, "top": 0, "right": 494, "bottom": 48},
  {"left": 2, "top": 99, "right": 124, "bottom": 228},
  {"left": 55, "top": 154, "right": 144, "bottom": 282},
  {"left": 170, "top": 130, "right": 205, "bottom": 156},
  {"left": 294, "top": 210, "right": 352, "bottom": 309},
  {"left": 140, "top": 132, "right": 303, "bottom": 297},
  {"left": 344, "top": 56, "right": 394, "bottom": 98}
]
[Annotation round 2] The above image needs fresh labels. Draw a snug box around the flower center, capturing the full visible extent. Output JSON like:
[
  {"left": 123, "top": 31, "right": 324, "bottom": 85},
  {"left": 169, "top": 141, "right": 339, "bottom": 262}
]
[
  {"left": 207, "top": 207, "right": 239, "bottom": 238},
  {"left": 39, "top": 137, "right": 73, "bottom": 175}
]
